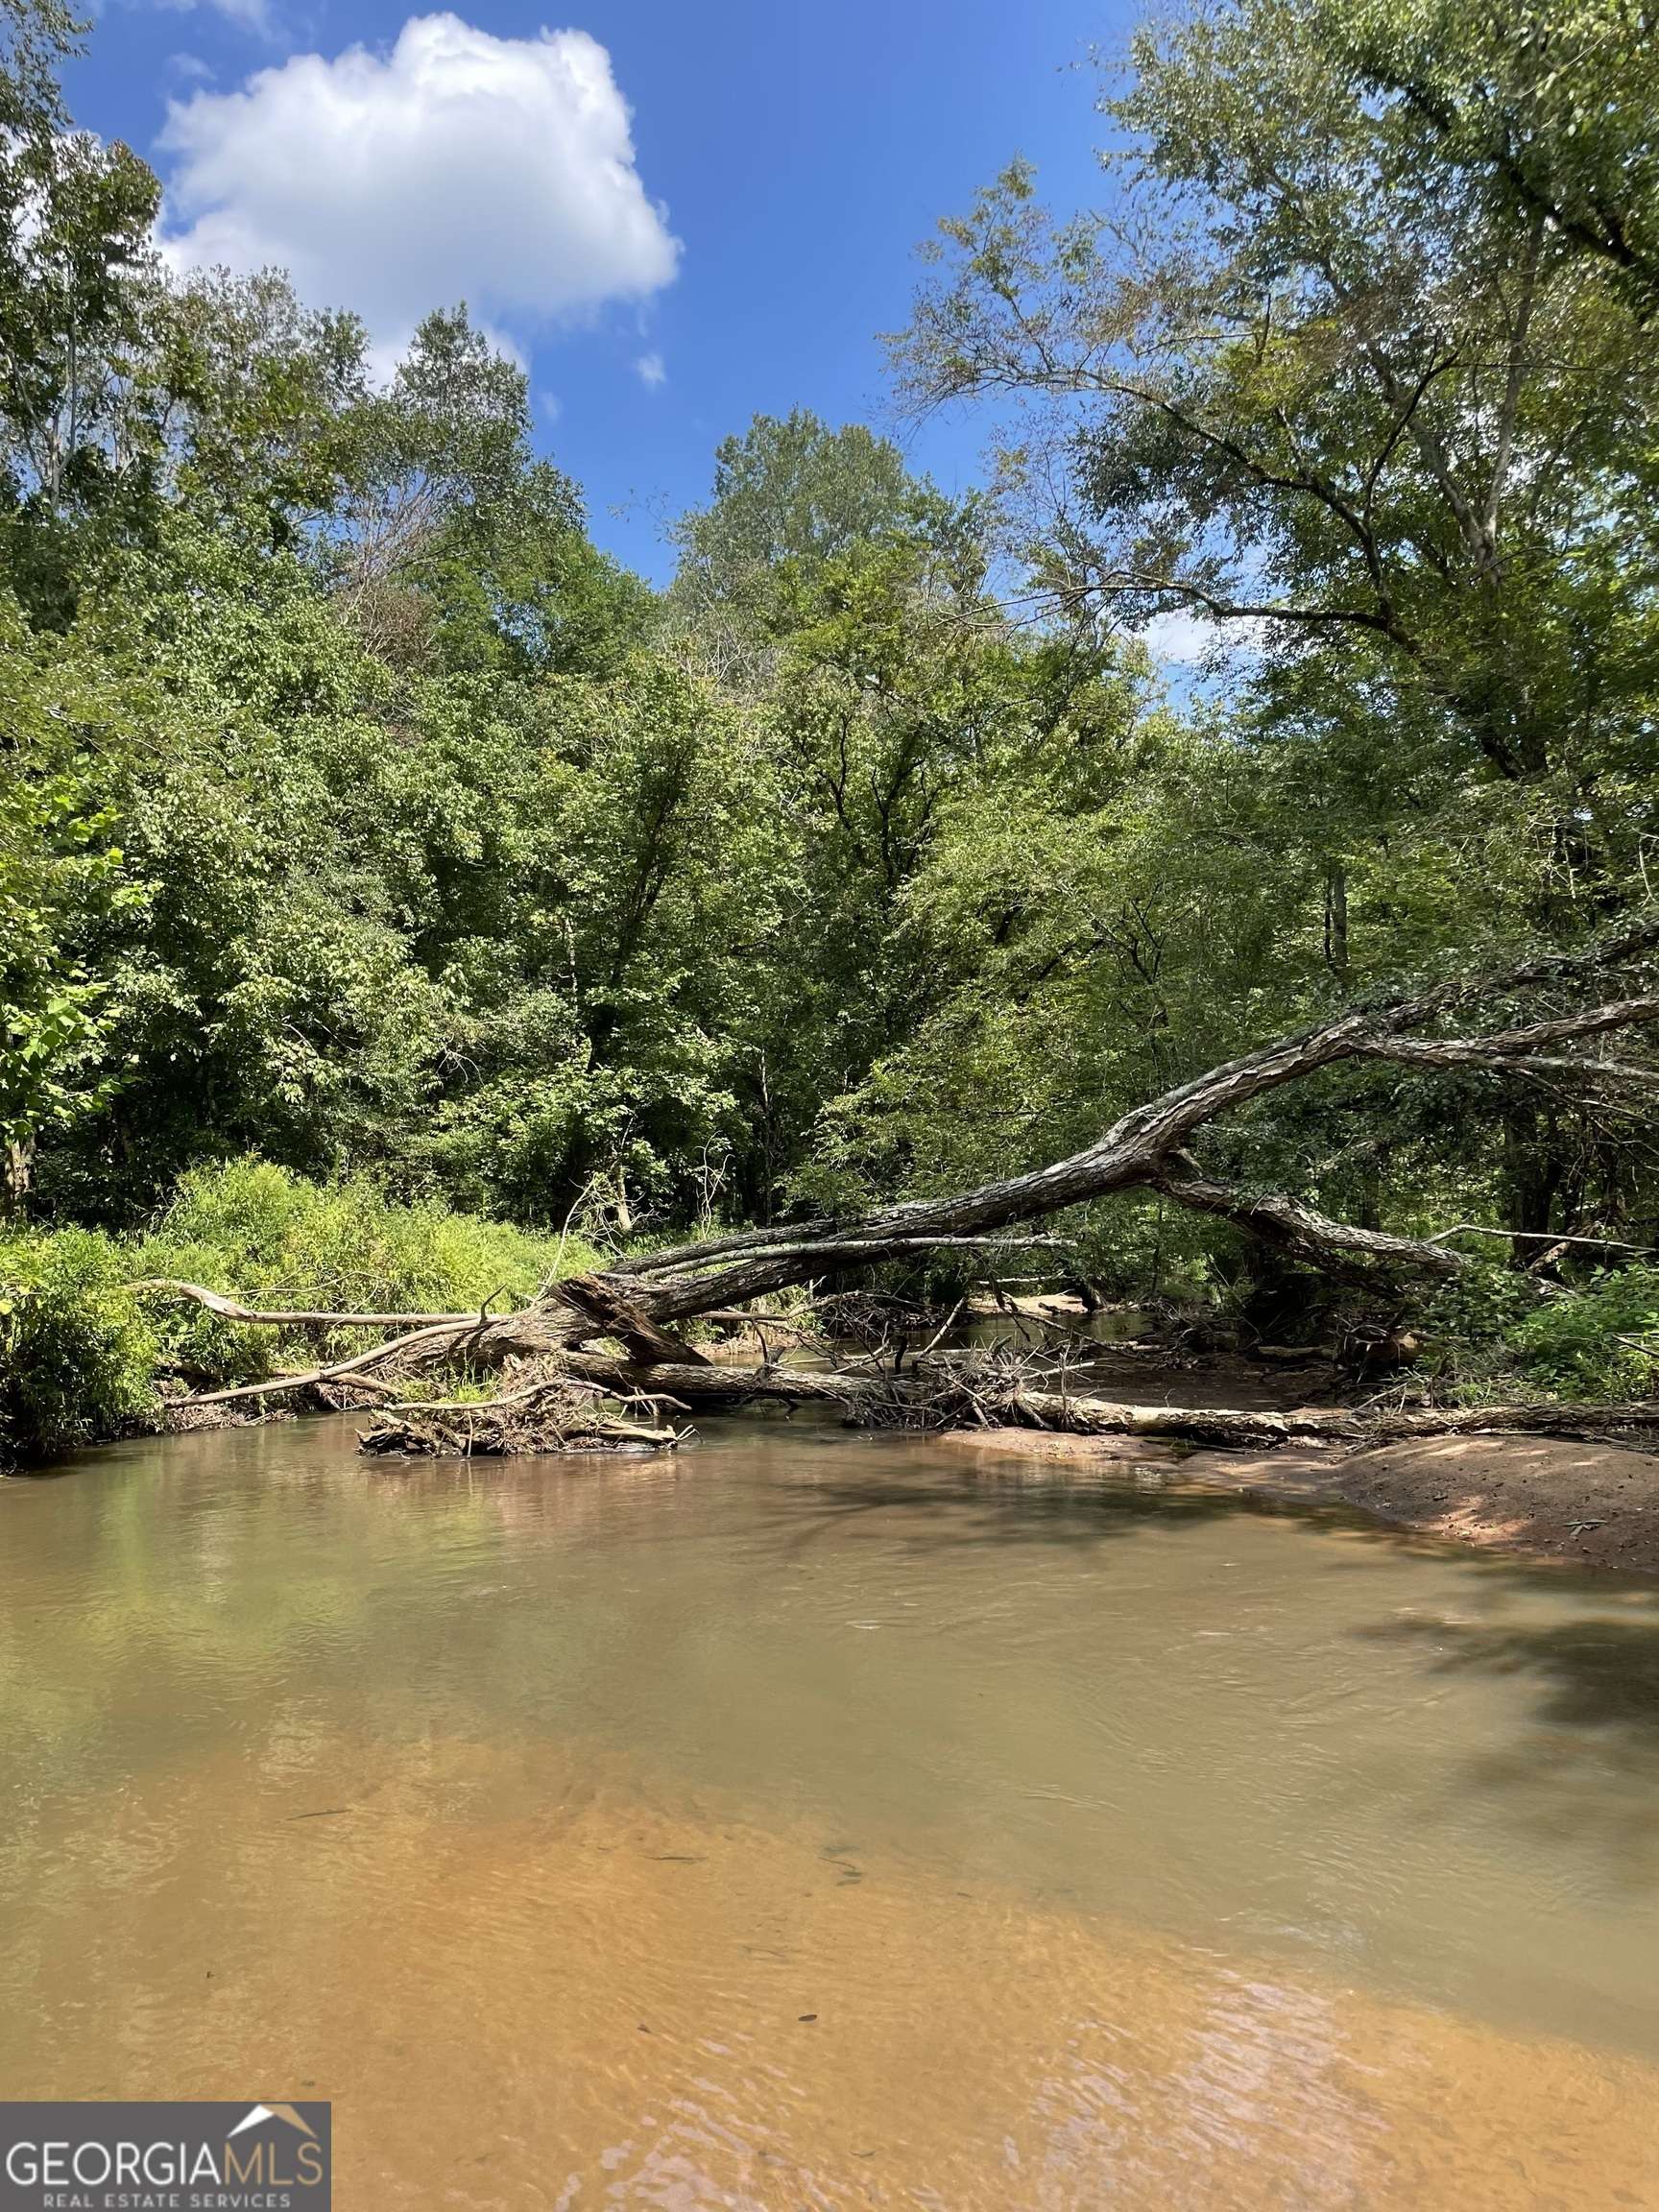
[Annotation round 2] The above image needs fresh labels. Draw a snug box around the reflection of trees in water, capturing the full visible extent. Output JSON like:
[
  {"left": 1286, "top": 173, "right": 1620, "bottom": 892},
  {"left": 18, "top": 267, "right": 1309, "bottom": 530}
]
[
  {"left": 761, "top": 1458, "right": 1339, "bottom": 1566},
  {"left": 1359, "top": 1604, "right": 1659, "bottom": 1885}
]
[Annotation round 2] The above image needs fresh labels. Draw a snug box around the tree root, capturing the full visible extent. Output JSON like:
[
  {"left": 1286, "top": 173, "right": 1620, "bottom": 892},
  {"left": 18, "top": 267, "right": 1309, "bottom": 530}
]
[{"left": 356, "top": 1368, "right": 688, "bottom": 1457}]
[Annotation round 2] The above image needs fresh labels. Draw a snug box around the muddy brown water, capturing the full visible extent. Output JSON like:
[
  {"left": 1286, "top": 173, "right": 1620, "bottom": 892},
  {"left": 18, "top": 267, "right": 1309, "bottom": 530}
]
[{"left": 4, "top": 1414, "right": 1659, "bottom": 2207}]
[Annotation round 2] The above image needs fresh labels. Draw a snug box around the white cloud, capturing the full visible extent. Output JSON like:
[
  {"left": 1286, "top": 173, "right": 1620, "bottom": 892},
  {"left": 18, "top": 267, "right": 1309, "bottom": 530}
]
[
  {"left": 157, "top": 15, "right": 681, "bottom": 360},
  {"left": 194, "top": 0, "right": 276, "bottom": 36},
  {"left": 1141, "top": 609, "right": 1218, "bottom": 663},
  {"left": 137, "top": 0, "right": 276, "bottom": 44},
  {"left": 1142, "top": 608, "right": 1264, "bottom": 665},
  {"left": 635, "top": 350, "right": 665, "bottom": 389}
]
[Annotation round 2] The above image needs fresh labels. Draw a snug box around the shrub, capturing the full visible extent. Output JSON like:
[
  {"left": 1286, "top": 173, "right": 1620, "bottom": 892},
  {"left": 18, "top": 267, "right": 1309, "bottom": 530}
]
[
  {"left": 1425, "top": 1261, "right": 1659, "bottom": 1404},
  {"left": 0, "top": 1229, "right": 160, "bottom": 1460},
  {"left": 1510, "top": 1264, "right": 1659, "bottom": 1399},
  {"left": 0, "top": 1158, "right": 603, "bottom": 1462}
]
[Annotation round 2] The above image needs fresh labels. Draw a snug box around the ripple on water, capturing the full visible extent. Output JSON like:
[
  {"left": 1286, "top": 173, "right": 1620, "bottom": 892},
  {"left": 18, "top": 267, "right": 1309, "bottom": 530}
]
[{"left": 3, "top": 1419, "right": 1659, "bottom": 2204}]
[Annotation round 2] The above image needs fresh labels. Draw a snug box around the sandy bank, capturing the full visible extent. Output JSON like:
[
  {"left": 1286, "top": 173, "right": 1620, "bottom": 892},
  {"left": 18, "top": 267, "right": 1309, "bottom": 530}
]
[{"left": 941, "top": 1425, "right": 1659, "bottom": 1573}]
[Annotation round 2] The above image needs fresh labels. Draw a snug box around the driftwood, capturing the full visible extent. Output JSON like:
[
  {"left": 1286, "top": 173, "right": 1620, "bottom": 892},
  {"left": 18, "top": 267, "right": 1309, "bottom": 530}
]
[
  {"left": 127, "top": 1280, "right": 481, "bottom": 1328},
  {"left": 136, "top": 917, "right": 1659, "bottom": 1455},
  {"left": 359, "top": 1397, "right": 682, "bottom": 1457},
  {"left": 327, "top": 1328, "right": 1659, "bottom": 1455},
  {"left": 551, "top": 1348, "right": 1659, "bottom": 1453},
  {"left": 357, "top": 1368, "right": 688, "bottom": 1457}
]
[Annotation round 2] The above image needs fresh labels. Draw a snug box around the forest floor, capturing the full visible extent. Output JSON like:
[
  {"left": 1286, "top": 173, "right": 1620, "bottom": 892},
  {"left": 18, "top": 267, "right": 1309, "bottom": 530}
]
[{"left": 944, "top": 1399, "right": 1659, "bottom": 1575}]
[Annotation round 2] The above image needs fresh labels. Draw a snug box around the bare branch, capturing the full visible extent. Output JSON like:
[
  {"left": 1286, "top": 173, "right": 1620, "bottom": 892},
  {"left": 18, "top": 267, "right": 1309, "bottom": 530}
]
[
  {"left": 1357, "top": 997, "right": 1659, "bottom": 1067},
  {"left": 128, "top": 1280, "right": 474, "bottom": 1329},
  {"left": 1149, "top": 1165, "right": 1468, "bottom": 1279}
]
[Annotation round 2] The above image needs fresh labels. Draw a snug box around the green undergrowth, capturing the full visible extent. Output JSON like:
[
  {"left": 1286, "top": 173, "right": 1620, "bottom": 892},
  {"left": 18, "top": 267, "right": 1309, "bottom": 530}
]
[
  {"left": 1422, "top": 1262, "right": 1659, "bottom": 1406},
  {"left": 0, "top": 1158, "right": 600, "bottom": 1462},
  {"left": 6, "top": 1163, "right": 1654, "bottom": 1466}
]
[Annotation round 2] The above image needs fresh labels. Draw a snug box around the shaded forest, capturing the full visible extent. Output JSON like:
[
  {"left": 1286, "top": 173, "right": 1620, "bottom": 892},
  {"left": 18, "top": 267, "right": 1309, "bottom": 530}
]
[{"left": 3, "top": 0, "right": 1657, "bottom": 1455}]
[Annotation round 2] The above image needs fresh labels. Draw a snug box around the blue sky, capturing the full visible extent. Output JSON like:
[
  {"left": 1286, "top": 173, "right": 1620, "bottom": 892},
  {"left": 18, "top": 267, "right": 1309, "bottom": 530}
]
[{"left": 67, "top": 0, "right": 1137, "bottom": 585}]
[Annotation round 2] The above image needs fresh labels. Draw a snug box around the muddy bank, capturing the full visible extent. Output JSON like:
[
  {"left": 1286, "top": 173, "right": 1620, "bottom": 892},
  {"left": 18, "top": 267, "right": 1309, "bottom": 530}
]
[{"left": 942, "top": 1426, "right": 1659, "bottom": 1573}]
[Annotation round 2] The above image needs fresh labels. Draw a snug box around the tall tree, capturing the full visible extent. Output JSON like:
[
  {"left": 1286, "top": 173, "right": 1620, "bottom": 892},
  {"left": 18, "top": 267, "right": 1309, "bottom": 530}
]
[
  {"left": 889, "top": 0, "right": 1659, "bottom": 1253},
  {"left": 0, "top": 0, "right": 160, "bottom": 621},
  {"left": 894, "top": 1, "right": 1659, "bottom": 802},
  {"left": 1328, "top": 0, "right": 1659, "bottom": 322}
]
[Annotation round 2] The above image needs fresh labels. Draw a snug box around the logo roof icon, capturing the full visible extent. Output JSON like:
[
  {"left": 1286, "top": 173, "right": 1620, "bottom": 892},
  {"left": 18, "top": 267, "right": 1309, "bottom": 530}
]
[{"left": 228, "top": 2104, "right": 317, "bottom": 2141}]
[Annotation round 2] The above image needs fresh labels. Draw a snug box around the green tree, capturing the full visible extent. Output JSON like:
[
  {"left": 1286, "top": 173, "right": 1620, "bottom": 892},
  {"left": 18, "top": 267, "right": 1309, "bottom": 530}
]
[
  {"left": 0, "top": 0, "right": 161, "bottom": 620},
  {"left": 328, "top": 307, "right": 652, "bottom": 676},
  {"left": 671, "top": 409, "right": 972, "bottom": 639},
  {"left": 888, "top": 0, "right": 1659, "bottom": 1254},
  {"left": 898, "top": 125, "right": 1656, "bottom": 790},
  {"left": 0, "top": 595, "right": 140, "bottom": 1208},
  {"left": 1327, "top": 0, "right": 1659, "bottom": 322}
]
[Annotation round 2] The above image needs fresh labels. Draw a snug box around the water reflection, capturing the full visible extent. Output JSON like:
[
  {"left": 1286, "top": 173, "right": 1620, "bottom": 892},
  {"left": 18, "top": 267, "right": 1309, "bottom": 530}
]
[
  {"left": 1359, "top": 1604, "right": 1659, "bottom": 1888},
  {"left": 1366, "top": 1606, "right": 1659, "bottom": 1737},
  {"left": 5, "top": 1416, "right": 1659, "bottom": 2204}
]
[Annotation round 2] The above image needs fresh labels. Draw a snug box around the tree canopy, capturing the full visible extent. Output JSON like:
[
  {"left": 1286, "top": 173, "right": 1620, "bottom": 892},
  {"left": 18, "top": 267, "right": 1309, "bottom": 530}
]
[{"left": 0, "top": 0, "right": 1655, "bottom": 1377}]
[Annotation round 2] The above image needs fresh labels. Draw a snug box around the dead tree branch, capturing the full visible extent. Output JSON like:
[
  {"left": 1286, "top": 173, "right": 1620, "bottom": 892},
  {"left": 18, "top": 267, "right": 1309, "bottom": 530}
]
[
  {"left": 1146, "top": 1158, "right": 1469, "bottom": 1279},
  {"left": 128, "top": 1280, "right": 474, "bottom": 1329}
]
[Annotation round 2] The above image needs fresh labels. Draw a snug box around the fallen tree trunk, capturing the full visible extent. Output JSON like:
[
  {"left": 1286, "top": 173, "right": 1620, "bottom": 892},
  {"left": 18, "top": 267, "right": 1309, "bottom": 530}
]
[
  {"left": 451, "top": 1349, "right": 1659, "bottom": 1455},
  {"left": 594, "top": 917, "right": 1659, "bottom": 1318},
  {"left": 139, "top": 914, "right": 1659, "bottom": 1452},
  {"left": 555, "top": 1342, "right": 1657, "bottom": 1440}
]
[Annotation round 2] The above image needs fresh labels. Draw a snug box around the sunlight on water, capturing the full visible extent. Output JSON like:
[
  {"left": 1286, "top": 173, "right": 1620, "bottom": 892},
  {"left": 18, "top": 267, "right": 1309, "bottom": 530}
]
[{"left": 4, "top": 1414, "right": 1659, "bottom": 2205}]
